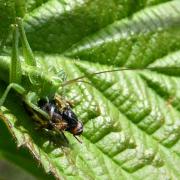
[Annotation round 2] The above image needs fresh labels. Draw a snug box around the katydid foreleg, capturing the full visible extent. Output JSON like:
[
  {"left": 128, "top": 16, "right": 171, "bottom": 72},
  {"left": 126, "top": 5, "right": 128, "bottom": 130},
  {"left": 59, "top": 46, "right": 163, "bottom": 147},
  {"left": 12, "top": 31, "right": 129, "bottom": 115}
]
[
  {"left": 0, "top": 19, "right": 51, "bottom": 120},
  {"left": 16, "top": 17, "right": 36, "bottom": 67},
  {"left": 0, "top": 83, "right": 25, "bottom": 106},
  {"left": 0, "top": 23, "right": 25, "bottom": 106},
  {"left": 24, "top": 92, "right": 50, "bottom": 120}
]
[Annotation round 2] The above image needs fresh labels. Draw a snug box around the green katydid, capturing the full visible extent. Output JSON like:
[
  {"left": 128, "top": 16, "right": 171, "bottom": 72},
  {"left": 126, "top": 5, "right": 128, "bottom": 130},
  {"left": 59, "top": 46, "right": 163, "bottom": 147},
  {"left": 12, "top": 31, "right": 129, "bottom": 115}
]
[
  {"left": 0, "top": 18, "right": 83, "bottom": 142},
  {"left": 0, "top": 17, "right": 178, "bottom": 143}
]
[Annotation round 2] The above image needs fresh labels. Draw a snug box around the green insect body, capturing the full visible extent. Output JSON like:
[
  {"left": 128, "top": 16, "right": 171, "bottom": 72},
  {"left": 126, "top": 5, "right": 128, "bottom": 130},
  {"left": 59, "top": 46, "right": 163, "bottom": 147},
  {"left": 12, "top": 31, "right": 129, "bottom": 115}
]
[
  {"left": 0, "top": 56, "right": 61, "bottom": 97},
  {"left": 0, "top": 55, "right": 62, "bottom": 121},
  {"left": 0, "top": 21, "right": 51, "bottom": 113},
  {"left": 0, "top": 19, "right": 63, "bottom": 102},
  {"left": 0, "top": 18, "right": 84, "bottom": 143}
]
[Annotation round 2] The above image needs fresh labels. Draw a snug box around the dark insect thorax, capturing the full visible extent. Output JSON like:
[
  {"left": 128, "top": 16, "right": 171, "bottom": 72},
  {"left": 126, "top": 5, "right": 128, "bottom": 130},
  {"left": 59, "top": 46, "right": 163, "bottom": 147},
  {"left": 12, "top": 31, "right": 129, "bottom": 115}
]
[{"left": 61, "top": 107, "right": 83, "bottom": 135}]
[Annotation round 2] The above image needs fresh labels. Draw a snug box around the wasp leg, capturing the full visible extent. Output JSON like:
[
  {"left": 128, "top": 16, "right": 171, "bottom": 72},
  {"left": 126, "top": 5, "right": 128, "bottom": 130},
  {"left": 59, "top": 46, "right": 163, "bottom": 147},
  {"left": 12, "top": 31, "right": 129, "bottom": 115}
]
[
  {"left": 34, "top": 122, "right": 48, "bottom": 130},
  {"left": 59, "top": 131, "right": 69, "bottom": 144},
  {"left": 42, "top": 125, "right": 69, "bottom": 145},
  {"left": 66, "top": 100, "right": 74, "bottom": 108},
  {"left": 48, "top": 121, "right": 69, "bottom": 144}
]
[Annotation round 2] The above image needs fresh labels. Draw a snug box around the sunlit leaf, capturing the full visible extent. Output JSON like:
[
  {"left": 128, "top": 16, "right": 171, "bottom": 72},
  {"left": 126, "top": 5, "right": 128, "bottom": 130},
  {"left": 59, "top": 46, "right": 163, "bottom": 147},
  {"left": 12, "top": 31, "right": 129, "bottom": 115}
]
[{"left": 0, "top": 0, "right": 180, "bottom": 179}]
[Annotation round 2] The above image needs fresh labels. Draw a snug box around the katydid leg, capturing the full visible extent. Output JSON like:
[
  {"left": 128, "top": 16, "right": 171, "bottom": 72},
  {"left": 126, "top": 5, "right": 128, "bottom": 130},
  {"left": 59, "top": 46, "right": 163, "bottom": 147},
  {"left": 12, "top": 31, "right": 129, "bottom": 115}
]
[
  {"left": 0, "top": 83, "right": 26, "bottom": 106},
  {"left": 10, "top": 24, "right": 22, "bottom": 84},
  {"left": 24, "top": 92, "right": 50, "bottom": 120},
  {"left": 16, "top": 17, "right": 36, "bottom": 66}
]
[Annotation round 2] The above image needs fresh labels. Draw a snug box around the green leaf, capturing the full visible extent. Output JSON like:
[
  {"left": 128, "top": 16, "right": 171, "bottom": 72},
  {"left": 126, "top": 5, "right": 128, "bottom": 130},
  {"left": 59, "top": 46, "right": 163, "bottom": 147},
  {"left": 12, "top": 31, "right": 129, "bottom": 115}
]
[
  {"left": 26, "top": 0, "right": 49, "bottom": 12},
  {"left": 0, "top": 101, "right": 54, "bottom": 180},
  {"left": 0, "top": 0, "right": 15, "bottom": 49},
  {"left": 24, "top": 0, "right": 172, "bottom": 53},
  {"left": 0, "top": 0, "right": 26, "bottom": 49},
  {"left": 1, "top": 0, "right": 180, "bottom": 179}
]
